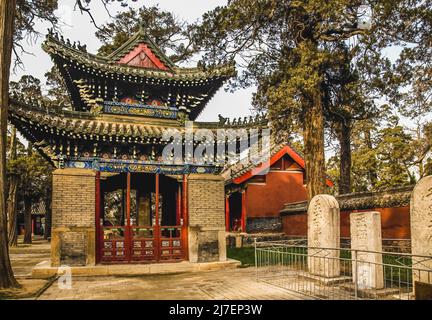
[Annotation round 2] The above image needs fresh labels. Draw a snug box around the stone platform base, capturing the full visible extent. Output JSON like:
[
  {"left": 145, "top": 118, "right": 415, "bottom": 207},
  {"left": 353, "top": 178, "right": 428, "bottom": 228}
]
[
  {"left": 32, "top": 259, "right": 241, "bottom": 279},
  {"left": 299, "top": 273, "right": 352, "bottom": 285},
  {"left": 340, "top": 283, "right": 402, "bottom": 299}
]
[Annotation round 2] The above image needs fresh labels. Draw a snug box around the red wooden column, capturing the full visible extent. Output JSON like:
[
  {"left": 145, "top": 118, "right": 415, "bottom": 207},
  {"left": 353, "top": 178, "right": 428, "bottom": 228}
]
[
  {"left": 225, "top": 195, "right": 230, "bottom": 232},
  {"left": 155, "top": 173, "right": 160, "bottom": 261},
  {"left": 176, "top": 184, "right": 181, "bottom": 226},
  {"left": 181, "top": 174, "right": 188, "bottom": 260},
  {"left": 95, "top": 171, "right": 101, "bottom": 264},
  {"left": 126, "top": 172, "right": 131, "bottom": 261},
  {"left": 241, "top": 190, "right": 247, "bottom": 232}
]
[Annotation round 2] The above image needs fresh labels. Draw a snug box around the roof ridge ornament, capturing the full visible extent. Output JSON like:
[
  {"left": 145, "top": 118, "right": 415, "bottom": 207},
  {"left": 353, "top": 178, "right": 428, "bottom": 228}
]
[
  {"left": 218, "top": 113, "right": 268, "bottom": 127},
  {"left": 138, "top": 18, "right": 147, "bottom": 36}
]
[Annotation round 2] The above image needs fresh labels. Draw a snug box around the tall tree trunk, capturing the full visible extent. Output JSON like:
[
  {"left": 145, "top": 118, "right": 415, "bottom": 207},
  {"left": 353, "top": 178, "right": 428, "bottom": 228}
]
[
  {"left": 416, "top": 126, "right": 424, "bottom": 178},
  {"left": 27, "top": 142, "right": 32, "bottom": 156},
  {"left": 364, "top": 128, "right": 378, "bottom": 187},
  {"left": 7, "top": 175, "right": 18, "bottom": 246},
  {"left": 303, "top": 90, "right": 326, "bottom": 199},
  {"left": 0, "top": 0, "right": 19, "bottom": 289},
  {"left": 337, "top": 119, "right": 352, "bottom": 194},
  {"left": 23, "top": 196, "right": 32, "bottom": 244},
  {"left": 7, "top": 125, "right": 18, "bottom": 246}
]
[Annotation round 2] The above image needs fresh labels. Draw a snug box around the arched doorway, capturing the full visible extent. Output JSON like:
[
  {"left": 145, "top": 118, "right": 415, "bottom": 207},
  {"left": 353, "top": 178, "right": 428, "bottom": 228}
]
[{"left": 96, "top": 173, "right": 186, "bottom": 264}]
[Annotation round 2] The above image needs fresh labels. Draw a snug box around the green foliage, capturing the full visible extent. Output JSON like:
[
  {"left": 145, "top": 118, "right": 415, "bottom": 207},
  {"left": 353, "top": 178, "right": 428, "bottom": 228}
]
[
  {"left": 95, "top": 6, "right": 194, "bottom": 63},
  {"left": 193, "top": 0, "right": 431, "bottom": 192},
  {"left": 8, "top": 75, "right": 53, "bottom": 202},
  {"left": 327, "top": 117, "right": 432, "bottom": 191},
  {"left": 9, "top": 75, "right": 42, "bottom": 98},
  {"left": 8, "top": 151, "right": 52, "bottom": 202},
  {"left": 44, "top": 67, "right": 71, "bottom": 111},
  {"left": 374, "top": 125, "right": 415, "bottom": 189},
  {"left": 425, "top": 158, "right": 432, "bottom": 176},
  {"left": 375, "top": 1, "right": 432, "bottom": 118},
  {"left": 227, "top": 247, "right": 255, "bottom": 266}
]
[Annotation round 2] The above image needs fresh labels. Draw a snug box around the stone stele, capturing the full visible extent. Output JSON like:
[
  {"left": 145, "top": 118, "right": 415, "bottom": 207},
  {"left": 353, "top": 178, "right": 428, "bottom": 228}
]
[
  {"left": 307, "top": 194, "right": 340, "bottom": 278},
  {"left": 410, "top": 176, "right": 432, "bottom": 285},
  {"left": 350, "top": 211, "right": 384, "bottom": 290}
]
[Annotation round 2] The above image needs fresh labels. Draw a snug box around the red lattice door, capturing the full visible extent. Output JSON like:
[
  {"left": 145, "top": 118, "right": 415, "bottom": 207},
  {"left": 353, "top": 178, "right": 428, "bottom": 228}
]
[{"left": 98, "top": 173, "right": 185, "bottom": 264}]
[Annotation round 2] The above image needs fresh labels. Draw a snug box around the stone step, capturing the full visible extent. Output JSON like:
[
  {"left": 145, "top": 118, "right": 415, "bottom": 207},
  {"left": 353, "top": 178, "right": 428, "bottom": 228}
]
[{"left": 31, "top": 259, "right": 241, "bottom": 279}]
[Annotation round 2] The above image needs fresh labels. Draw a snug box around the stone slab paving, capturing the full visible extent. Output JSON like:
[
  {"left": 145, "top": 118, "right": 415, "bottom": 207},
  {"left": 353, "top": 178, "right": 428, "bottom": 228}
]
[
  {"left": 0, "top": 237, "right": 52, "bottom": 299},
  {"left": 9, "top": 237, "right": 51, "bottom": 278},
  {"left": 38, "top": 268, "right": 312, "bottom": 300},
  {"left": 7, "top": 237, "right": 311, "bottom": 300}
]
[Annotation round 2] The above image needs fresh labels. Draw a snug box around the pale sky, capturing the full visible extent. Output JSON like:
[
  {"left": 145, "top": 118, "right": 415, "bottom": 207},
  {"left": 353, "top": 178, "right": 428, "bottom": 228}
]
[{"left": 11, "top": 0, "right": 255, "bottom": 123}]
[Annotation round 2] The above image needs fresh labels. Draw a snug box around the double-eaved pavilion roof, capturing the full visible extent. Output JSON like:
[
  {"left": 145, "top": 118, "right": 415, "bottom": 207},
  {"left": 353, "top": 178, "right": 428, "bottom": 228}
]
[
  {"left": 8, "top": 27, "right": 273, "bottom": 175},
  {"left": 43, "top": 27, "right": 236, "bottom": 119}
]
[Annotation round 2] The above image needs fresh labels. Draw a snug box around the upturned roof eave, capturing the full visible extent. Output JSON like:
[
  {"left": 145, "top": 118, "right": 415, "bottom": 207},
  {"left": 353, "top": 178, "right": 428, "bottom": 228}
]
[
  {"left": 9, "top": 99, "right": 266, "bottom": 140},
  {"left": 43, "top": 35, "right": 236, "bottom": 83}
]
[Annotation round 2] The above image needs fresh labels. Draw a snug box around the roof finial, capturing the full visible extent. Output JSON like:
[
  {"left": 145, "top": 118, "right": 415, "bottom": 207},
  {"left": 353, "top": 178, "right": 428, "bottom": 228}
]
[{"left": 139, "top": 18, "right": 146, "bottom": 35}]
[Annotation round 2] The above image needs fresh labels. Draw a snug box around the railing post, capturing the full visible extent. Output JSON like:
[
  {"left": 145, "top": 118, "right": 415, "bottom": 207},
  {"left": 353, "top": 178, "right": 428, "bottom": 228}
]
[
  {"left": 353, "top": 249, "right": 358, "bottom": 300},
  {"left": 254, "top": 237, "right": 258, "bottom": 282}
]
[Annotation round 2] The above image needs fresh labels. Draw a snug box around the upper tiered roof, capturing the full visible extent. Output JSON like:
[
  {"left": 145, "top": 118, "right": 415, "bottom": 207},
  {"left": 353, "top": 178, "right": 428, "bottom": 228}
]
[{"left": 43, "top": 27, "right": 236, "bottom": 119}]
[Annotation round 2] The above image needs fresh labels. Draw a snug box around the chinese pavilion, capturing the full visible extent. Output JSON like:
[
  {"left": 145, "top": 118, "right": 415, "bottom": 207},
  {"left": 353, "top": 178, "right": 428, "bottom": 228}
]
[{"left": 8, "top": 27, "right": 267, "bottom": 267}]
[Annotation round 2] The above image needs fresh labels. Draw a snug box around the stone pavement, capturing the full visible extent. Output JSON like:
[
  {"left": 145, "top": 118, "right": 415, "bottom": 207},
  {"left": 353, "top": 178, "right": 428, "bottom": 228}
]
[
  {"left": 8, "top": 236, "right": 311, "bottom": 300},
  {"left": 0, "top": 237, "right": 52, "bottom": 299},
  {"left": 9, "top": 237, "right": 51, "bottom": 278},
  {"left": 38, "top": 267, "right": 311, "bottom": 300}
]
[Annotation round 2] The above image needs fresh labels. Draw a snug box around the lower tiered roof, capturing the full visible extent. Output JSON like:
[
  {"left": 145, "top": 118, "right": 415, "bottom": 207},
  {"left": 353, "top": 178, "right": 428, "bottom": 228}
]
[{"left": 9, "top": 97, "right": 270, "bottom": 174}]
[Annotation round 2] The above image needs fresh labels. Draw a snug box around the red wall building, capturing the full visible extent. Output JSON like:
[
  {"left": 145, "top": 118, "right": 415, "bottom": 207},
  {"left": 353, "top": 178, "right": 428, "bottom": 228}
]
[
  {"left": 225, "top": 143, "right": 412, "bottom": 241},
  {"left": 224, "top": 145, "right": 309, "bottom": 233}
]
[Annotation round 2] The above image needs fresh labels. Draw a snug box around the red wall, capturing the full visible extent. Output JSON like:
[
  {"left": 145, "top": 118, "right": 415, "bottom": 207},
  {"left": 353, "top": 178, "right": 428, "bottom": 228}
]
[
  {"left": 246, "top": 171, "right": 308, "bottom": 218},
  {"left": 282, "top": 213, "right": 307, "bottom": 236},
  {"left": 282, "top": 206, "right": 411, "bottom": 239}
]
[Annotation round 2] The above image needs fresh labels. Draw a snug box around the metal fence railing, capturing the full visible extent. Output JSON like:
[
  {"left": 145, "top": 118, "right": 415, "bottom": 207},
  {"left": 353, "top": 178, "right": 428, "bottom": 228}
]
[
  {"left": 254, "top": 240, "right": 432, "bottom": 300},
  {"left": 339, "top": 237, "right": 412, "bottom": 254},
  {"left": 282, "top": 236, "right": 412, "bottom": 253}
]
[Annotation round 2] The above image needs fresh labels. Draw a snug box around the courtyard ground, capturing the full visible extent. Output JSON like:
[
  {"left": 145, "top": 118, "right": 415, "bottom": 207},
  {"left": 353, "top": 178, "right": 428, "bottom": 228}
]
[
  {"left": 3, "top": 237, "right": 310, "bottom": 300},
  {"left": 9, "top": 236, "right": 51, "bottom": 277},
  {"left": 38, "top": 268, "right": 310, "bottom": 300},
  {"left": 1, "top": 237, "right": 54, "bottom": 299}
]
